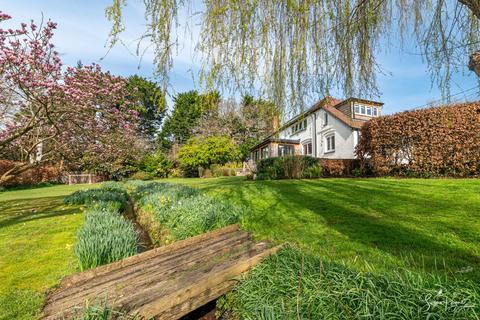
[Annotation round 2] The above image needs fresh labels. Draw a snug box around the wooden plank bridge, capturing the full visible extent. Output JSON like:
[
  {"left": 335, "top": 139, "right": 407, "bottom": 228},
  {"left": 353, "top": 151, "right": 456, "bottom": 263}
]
[{"left": 43, "top": 225, "right": 278, "bottom": 319}]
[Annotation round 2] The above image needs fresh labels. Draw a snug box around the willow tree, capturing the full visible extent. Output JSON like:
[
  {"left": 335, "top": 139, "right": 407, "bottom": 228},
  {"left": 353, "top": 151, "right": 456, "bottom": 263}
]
[{"left": 106, "top": 0, "right": 480, "bottom": 114}]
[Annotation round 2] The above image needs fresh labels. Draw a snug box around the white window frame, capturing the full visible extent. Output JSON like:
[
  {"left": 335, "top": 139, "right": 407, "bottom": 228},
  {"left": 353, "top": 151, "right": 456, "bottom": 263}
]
[
  {"left": 302, "top": 141, "right": 313, "bottom": 155},
  {"left": 355, "top": 103, "right": 379, "bottom": 117},
  {"left": 325, "top": 134, "right": 335, "bottom": 153},
  {"left": 291, "top": 118, "right": 307, "bottom": 134}
]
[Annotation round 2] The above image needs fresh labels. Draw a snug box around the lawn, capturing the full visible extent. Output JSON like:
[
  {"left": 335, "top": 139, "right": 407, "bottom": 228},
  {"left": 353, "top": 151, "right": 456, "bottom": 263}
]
[
  {"left": 168, "top": 177, "right": 480, "bottom": 281},
  {"left": 0, "top": 184, "right": 95, "bottom": 320},
  {"left": 1, "top": 177, "right": 479, "bottom": 319}
]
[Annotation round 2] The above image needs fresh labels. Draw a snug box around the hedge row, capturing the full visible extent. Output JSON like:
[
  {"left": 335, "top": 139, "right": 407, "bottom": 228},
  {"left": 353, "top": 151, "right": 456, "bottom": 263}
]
[
  {"left": 65, "top": 186, "right": 138, "bottom": 270},
  {"left": 0, "top": 160, "right": 63, "bottom": 187},
  {"left": 357, "top": 102, "right": 480, "bottom": 177},
  {"left": 255, "top": 156, "right": 360, "bottom": 179},
  {"left": 256, "top": 156, "right": 322, "bottom": 180},
  {"left": 128, "top": 181, "right": 243, "bottom": 246}
]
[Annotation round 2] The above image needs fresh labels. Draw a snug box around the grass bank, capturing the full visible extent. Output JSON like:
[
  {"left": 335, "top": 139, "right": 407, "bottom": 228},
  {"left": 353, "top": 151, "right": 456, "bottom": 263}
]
[
  {"left": 167, "top": 177, "right": 480, "bottom": 281},
  {"left": 0, "top": 184, "right": 95, "bottom": 320}
]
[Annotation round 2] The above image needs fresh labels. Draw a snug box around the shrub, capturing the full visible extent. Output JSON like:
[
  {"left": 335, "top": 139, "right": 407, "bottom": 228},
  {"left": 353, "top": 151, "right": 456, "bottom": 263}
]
[
  {"left": 256, "top": 156, "right": 321, "bottom": 179},
  {"left": 178, "top": 135, "right": 240, "bottom": 176},
  {"left": 141, "top": 151, "right": 173, "bottom": 178},
  {"left": 0, "top": 160, "right": 64, "bottom": 187},
  {"left": 356, "top": 102, "right": 480, "bottom": 177},
  {"left": 301, "top": 164, "right": 322, "bottom": 178},
  {"left": 75, "top": 205, "right": 138, "bottom": 270},
  {"left": 318, "top": 158, "right": 360, "bottom": 176},
  {"left": 128, "top": 171, "right": 153, "bottom": 181},
  {"left": 210, "top": 164, "right": 238, "bottom": 177},
  {"left": 221, "top": 246, "right": 480, "bottom": 319}
]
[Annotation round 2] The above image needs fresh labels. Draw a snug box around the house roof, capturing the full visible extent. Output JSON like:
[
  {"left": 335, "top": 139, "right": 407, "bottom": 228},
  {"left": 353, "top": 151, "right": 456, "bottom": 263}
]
[
  {"left": 250, "top": 138, "right": 300, "bottom": 151},
  {"left": 281, "top": 96, "right": 369, "bottom": 131},
  {"left": 250, "top": 96, "right": 382, "bottom": 152},
  {"left": 324, "top": 103, "right": 364, "bottom": 129}
]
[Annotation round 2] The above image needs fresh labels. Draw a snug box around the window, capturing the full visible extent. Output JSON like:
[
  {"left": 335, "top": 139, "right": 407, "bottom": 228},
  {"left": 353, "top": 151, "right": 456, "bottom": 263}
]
[
  {"left": 291, "top": 118, "right": 307, "bottom": 134},
  {"left": 324, "top": 112, "right": 328, "bottom": 126},
  {"left": 326, "top": 135, "right": 335, "bottom": 152},
  {"left": 261, "top": 146, "right": 269, "bottom": 159},
  {"left": 303, "top": 142, "right": 312, "bottom": 155},
  {"left": 355, "top": 103, "right": 379, "bottom": 117},
  {"left": 279, "top": 144, "right": 294, "bottom": 156}
]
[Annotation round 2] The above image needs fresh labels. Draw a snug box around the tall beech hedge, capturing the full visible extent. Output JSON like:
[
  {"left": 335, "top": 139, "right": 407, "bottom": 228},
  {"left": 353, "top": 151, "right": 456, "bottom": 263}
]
[{"left": 357, "top": 102, "right": 480, "bottom": 177}]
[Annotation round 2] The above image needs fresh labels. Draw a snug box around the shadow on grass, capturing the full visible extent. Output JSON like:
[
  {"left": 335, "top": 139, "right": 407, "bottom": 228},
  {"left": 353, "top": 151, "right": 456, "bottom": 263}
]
[
  {"left": 193, "top": 177, "right": 480, "bottom": 279},
  {"left": 0, "top": 196, "right": 80, "bottom": 229}
]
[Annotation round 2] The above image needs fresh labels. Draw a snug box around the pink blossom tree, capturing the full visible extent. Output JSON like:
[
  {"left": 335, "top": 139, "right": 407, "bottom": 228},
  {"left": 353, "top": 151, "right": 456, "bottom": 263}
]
[{"left": 0, "top": 13, "right": 142, "bottom": 185}]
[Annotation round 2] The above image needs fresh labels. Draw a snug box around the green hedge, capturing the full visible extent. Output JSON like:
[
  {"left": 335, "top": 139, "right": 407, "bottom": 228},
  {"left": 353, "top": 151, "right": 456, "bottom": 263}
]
[
  {"left": 221, "top": 246, "right": 480, "bottom": 319},
  {"left": 256, "top": 155, "right": 321, "bottom": 180}
]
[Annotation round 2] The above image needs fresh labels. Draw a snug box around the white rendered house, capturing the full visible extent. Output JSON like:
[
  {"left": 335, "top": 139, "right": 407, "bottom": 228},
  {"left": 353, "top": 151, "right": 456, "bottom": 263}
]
[{"left": 250, "top": 97, "right": 383, "bottom": 161}]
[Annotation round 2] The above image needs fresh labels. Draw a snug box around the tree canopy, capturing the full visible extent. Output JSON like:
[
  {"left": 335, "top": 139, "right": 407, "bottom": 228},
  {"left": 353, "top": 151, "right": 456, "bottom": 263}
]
[
  {"left": 177, "top": 135, "right": 240, "bottom": 175},
  {"left": 158, "top": 90, "right": 220, "bottom": 149},
  {"left": 106, "top": 0, "right": 480, "bottom": 113},
  {"left": 0, "top": 13, "right": 143, "bottom": 184},
  {"left": 126, "top": 75, "right": 166, "bottom": 139},
  {"left": 194, "top": 95, "right": 279, "bottom": 160}
]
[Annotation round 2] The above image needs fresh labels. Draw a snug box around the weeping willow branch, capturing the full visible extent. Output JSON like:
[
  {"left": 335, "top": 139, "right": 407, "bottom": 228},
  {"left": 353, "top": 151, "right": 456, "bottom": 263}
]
[{"left": 106, "top": 0, "right": 480, "bottom": 113}]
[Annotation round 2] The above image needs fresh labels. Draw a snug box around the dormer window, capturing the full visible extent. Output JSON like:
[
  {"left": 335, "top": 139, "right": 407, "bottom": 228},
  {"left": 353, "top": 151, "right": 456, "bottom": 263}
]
[
  {"left": 355, "top": 103, "right": 379, "bottom": 117},
  {"left": 291, "top": 118, "right": 308, "bottom": 134}
]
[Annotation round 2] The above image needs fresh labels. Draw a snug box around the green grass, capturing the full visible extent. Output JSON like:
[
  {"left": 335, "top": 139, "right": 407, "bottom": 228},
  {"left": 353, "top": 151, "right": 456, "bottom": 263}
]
[
  {"left": 166, "top": 177, "right": 480, "bottom": 281},
  {"left": 221, "top": 246, "right": 480, "bottom": 319},
  {"left": 1, "top": 177, "right": 479, "bottom": 318},
  {"left": 0, "top": 184, "right": 95, "bottom": 320}
]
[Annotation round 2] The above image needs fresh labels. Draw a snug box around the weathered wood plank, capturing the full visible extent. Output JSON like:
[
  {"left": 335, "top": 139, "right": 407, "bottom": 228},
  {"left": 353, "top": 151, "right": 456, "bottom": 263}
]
[
  {"left": 44, "top": 232, "right": 251, "bottom": 316},
  {"left": 115, "top": 242, "right": 274, "bottom": 316},
  {"left": 43, "top": 225, "right": 279, "bottom": 320},
  {"left": 62, "top": 224, "right": 240, "bottom": 287},
  {"left": 46, "top": 230, "right": 250, "bottom": 307},
  {"left": 137, "top": 245, "right": 281, "bottom": 319}
]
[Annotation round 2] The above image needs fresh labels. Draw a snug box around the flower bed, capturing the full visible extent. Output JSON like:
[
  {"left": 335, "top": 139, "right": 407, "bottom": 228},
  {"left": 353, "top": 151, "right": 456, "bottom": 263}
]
[
  {"left": 65, "top": 186, "right": 138, "bottom": 270},
  {"left": 128, "top": 181, "right": 243, "bottom": 246}
]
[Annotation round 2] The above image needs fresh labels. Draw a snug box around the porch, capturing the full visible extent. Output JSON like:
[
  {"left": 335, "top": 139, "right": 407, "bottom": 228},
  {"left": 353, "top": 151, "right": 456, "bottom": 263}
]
[{"left": 250, "top": 138, "right": 301, "bottom": 162}]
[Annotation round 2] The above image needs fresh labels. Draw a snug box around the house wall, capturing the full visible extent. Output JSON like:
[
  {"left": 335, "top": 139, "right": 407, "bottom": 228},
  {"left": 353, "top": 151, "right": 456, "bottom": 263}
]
[
  {"left": 278, "top": 109, "right": 358, "bottom": 159},
  {"left": 315, "top": 109, "right": 357, "bottom": 159},
  {"left": 335, "top": 101, "right": 352, "bottom": 118}
]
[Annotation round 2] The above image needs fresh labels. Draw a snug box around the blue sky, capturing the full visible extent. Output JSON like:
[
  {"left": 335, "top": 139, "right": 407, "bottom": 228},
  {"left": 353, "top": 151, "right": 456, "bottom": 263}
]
[{"left": 2, "top": 0, "right": 478, "bottom": 114}]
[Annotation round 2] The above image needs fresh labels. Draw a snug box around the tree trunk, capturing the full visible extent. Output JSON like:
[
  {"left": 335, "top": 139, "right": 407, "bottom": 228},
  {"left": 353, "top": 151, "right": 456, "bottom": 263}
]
[
  {"left": 457, "top": 1, "right": 480, "bottom": 76},
  {"left": 0, "top": 162, "right": 37, "bottom": 186},
  {"left": 469, "top": 50, "right": 480, "bottom": 77},
  {"left": 458, "top": 0, "right": 480, "bottom": 19}
]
